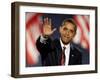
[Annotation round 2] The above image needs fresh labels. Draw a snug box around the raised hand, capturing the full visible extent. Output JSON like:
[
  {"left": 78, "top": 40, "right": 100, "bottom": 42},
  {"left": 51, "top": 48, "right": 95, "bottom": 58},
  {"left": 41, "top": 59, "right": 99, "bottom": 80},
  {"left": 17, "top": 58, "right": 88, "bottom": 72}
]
[{"left": 42, "top": 18, "right": 56, "bottom": 37}]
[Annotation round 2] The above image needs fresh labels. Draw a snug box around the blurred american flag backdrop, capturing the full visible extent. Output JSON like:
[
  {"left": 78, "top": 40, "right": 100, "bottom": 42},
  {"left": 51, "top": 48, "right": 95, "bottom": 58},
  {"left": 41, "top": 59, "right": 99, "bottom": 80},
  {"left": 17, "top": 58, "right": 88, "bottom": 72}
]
[
  {"left": 26, "top": 13, "right": 42, "bottom": 66},
  {"left": 73, "top": 15, "right": 89, "bottom": 49},
  {"left": 26, "top": 13, "right": 89, "bottom": 67}
]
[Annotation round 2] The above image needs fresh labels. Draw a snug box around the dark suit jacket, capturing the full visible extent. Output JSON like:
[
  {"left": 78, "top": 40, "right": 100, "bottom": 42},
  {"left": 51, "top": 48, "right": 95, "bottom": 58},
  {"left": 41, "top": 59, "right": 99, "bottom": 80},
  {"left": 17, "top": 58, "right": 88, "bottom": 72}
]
[{"left": 36, "top": 36, "right": 82, "bottom": 66}]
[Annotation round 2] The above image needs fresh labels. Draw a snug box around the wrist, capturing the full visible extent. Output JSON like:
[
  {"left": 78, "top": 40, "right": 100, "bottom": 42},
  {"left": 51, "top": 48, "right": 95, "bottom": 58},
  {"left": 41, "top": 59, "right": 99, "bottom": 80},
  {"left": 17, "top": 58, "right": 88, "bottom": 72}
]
[{"left": 42, "top": 34, "right": 49, "bottom": 39}]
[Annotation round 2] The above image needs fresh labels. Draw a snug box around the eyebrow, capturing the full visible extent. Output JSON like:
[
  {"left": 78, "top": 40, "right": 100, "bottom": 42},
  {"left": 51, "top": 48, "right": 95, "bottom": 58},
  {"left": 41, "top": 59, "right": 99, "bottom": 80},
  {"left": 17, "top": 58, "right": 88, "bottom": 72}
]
[{"left": 63, "top": 27, "right": 74, "bottom": 32}]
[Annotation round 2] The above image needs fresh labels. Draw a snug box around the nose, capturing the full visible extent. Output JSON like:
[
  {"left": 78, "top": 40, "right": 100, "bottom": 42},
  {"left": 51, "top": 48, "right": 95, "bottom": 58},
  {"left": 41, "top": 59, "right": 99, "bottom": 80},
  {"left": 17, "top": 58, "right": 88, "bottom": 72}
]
[{"left": 65, "top": 30, "right": 70, "bottom": 35}]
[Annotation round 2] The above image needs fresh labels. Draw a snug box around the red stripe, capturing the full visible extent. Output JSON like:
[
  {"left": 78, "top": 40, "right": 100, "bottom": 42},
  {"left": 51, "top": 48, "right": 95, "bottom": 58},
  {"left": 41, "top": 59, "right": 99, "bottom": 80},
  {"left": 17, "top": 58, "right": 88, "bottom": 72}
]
[
  {"left": 26, "top": 14, "right": 42, "bottom": 65},
  {"left": 82, "top": 16, "right": 90, "bottom": 31},
  {"left": 73, "top": 16, "right": 83, "bottom": 34},
  {"left": 26, "top": 13, "right": 42, "bottom": 29}
]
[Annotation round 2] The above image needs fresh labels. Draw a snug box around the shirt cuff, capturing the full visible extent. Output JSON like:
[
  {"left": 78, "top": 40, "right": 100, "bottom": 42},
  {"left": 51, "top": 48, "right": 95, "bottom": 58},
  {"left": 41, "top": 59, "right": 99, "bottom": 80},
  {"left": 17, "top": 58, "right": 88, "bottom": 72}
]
[{"left": 40, "top": 35, "right": 48, "bottom": 43}]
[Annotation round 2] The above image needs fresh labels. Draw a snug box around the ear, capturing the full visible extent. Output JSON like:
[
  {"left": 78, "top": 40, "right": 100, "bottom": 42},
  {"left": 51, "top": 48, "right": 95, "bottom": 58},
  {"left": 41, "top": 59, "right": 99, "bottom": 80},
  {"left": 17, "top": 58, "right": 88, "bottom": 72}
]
[{"left": 59, "top": 26, "right": 62, "bottom": 33}]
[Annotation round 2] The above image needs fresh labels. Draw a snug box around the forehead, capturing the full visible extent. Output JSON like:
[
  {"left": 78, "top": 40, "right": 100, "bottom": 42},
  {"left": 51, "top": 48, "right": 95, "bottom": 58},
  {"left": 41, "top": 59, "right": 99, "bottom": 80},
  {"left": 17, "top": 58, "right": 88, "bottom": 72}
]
[{"left": 62, "top": 22, "right": 75, "bottom": 30}]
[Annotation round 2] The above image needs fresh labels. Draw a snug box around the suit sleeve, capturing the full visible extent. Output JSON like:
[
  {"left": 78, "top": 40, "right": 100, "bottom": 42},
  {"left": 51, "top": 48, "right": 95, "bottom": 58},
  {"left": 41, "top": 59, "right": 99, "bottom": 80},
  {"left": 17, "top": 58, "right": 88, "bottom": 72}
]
[{"left": 36, "top": 36, "right": 52, "bottom": 57}]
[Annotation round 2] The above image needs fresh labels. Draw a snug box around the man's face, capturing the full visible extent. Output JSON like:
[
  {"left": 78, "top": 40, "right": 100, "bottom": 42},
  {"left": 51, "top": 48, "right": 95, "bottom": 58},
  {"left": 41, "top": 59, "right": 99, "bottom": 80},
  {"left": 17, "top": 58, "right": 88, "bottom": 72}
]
[{"left": 59, "top": 22, "right": 76, "bottom": 45}]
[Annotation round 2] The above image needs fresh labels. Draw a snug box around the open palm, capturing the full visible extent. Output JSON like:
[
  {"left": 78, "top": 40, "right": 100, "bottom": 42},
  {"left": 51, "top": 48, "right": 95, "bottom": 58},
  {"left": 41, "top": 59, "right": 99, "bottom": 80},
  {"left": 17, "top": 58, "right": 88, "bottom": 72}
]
[{"left": 43, "top": 18, "right": 56, "bottom": 36}]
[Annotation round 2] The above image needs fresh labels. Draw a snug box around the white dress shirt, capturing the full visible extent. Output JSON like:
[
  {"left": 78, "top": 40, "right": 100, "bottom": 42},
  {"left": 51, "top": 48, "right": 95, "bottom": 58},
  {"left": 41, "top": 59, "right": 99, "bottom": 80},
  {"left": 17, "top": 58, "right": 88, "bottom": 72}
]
[{"left": 60, "top": 39, "right": 70, "bottom": 66}]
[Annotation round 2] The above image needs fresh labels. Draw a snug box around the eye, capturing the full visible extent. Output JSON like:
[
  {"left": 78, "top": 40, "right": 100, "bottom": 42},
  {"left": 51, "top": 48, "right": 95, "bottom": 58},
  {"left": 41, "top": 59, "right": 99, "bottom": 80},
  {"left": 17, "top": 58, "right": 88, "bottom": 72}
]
[
  {"left": 70, "top": 30, "right": 74, "bottom": 33},
  {"left": 63, "top": 27, "right": 67, "bottom": 30}
]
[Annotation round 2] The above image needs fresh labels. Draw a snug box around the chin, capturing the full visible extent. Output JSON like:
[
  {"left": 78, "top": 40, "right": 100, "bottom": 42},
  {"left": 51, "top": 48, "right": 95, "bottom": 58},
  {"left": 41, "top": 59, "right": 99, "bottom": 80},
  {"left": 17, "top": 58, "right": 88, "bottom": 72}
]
[{"left": 62, "top": 40, "right": 70, "bottom": 45}]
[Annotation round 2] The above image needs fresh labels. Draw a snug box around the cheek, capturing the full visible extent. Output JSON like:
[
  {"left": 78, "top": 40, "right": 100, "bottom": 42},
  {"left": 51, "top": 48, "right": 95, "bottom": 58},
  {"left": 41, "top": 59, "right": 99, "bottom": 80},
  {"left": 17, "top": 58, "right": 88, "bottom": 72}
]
[
  {"left": 60, "top": 30, "right": 64, "bottom": 36},
  {"left": 70, "top": 34, "right": 74, "bottom": 37},
  {"left": 69, "top": 32, "right": 75, "bottom": 37}
]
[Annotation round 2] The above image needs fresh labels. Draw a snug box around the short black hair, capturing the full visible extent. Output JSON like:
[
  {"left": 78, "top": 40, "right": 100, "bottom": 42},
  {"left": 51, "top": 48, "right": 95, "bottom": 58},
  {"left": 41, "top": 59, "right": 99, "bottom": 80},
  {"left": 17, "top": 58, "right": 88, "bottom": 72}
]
[{"left": 61, "top": 18, "right": 77, "bottom": 32}]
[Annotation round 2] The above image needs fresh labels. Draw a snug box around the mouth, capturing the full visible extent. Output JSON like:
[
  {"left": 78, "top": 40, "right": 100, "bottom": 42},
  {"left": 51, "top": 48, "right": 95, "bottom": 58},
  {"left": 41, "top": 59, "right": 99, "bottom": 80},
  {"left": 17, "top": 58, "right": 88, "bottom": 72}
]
[{"left": 63, "top": 36, "right": 70, "bottom": 39}]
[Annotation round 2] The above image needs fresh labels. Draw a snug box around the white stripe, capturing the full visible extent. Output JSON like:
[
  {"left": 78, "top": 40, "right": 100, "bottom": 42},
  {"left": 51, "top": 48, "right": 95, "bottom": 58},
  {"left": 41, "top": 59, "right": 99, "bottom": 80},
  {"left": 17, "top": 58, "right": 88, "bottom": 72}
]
[
  {"left": 30, "top": 23, "right": 41, "bottom": 42},
  {"left": 73, "top": 27, "right": 81, "bottom": 43},
  {"left": 26, "top": 30, "right": 39, "bottom": 63}
]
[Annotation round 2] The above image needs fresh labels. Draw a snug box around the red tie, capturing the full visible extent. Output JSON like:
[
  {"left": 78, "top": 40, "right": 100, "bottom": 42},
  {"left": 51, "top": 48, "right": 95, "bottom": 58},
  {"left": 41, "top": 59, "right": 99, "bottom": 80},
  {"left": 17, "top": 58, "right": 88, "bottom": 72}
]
[{"left": 61, "top": 46, "right": 66, "bottom": 65}]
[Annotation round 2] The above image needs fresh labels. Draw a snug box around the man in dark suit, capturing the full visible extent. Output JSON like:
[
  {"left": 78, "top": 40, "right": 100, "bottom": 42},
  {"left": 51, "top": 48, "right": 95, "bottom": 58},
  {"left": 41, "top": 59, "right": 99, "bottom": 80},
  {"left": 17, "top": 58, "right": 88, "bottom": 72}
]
[{"left": 36, "top": 18, "right": 82, "bottom": 66}]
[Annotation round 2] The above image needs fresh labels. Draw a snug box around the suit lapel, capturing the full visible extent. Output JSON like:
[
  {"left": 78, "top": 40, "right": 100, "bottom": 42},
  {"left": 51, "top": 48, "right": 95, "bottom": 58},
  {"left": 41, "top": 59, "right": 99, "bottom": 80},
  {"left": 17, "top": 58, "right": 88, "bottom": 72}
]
[
  {"left": 68, "top": 43, "right": 76, "bottom": 65},
  {"left": 55, "top": 40, "right": 78, "bottom": 65}
]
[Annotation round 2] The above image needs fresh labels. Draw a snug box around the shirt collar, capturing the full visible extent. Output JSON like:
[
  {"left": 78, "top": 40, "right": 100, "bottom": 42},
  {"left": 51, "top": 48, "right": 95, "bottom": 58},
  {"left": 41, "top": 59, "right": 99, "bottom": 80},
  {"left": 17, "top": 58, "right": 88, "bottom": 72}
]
[{"left": 60, "top": 38, "right": 70, "bottom": 50}]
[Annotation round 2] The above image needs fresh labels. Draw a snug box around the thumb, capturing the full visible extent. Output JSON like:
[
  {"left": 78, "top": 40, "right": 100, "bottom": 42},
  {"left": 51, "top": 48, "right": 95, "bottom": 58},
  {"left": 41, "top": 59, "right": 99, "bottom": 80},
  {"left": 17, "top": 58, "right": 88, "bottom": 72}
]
[{"left": 51, "top": 28, "right": 56, "bottom": 34}]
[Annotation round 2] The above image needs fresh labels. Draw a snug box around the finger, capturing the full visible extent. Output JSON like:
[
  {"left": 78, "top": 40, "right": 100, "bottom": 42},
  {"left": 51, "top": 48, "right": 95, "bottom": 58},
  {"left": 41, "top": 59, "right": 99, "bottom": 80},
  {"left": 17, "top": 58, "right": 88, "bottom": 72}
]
[
  {"left": 44, "top": 17, "right": 49, "bottom": 24},
  {"left": 43, "top": 18, "right": 46, "bottom": 24},
  {"left": 49, "top": 18, "right": 52, "bottom": 26},
  {"left": 46, "top": 17, "right": 49, "bottom": 24}
]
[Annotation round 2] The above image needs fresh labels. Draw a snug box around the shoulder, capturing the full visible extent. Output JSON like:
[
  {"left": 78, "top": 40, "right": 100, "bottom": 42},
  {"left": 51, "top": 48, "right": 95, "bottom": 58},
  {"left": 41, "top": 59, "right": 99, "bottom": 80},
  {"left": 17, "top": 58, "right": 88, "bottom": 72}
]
[
  {"left": 70, "top": 43, "right": 82, "bottom": 56},
  {"left": 53, "top": 38, "right": 60, "bottom": 45},
  {"left": 53, "top": 38, "right": 60, "bottom": 43}
]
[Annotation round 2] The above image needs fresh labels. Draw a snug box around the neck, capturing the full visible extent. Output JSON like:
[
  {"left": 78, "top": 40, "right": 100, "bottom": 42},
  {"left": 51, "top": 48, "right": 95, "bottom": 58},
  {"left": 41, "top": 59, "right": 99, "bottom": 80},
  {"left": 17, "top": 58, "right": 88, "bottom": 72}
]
[
  {"left": 60, "top": 38, "right": 70, "bottom": 48},
  {"left": 60, "top": 38, "right": 70, "bottom": 46}
]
